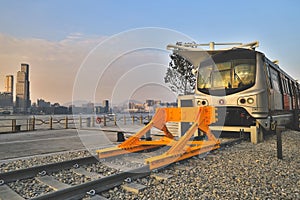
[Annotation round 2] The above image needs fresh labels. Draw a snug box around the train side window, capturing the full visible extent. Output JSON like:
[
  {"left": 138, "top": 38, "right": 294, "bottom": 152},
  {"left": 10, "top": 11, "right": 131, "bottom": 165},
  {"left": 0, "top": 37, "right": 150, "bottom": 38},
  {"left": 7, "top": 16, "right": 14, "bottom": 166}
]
[
  {"left": 281, "top": 75, "right": 286, "bottom": 93},
  {"left": 297, "top": 83, "right": 300, "bottom": 107},
  {"left": 286, "top": 79, "right": 291, "bottom": 95},
  {"left": 284, "top": 79, "right": 288, "bottom": 93},
  {"left": 292, "top": 82, "right": 297, "bottom": 96},
  {"left": 269, "top": 67, "right": 281, "bottom": 92},
  {"left": 291, "top": 81, "right": 297, "bottom": 108},
  {"left": 266, "top": 64, "right": 273, "bottom": 89},
  {"left": 283, "top": 77, "right": 288, "bottom": 94}
]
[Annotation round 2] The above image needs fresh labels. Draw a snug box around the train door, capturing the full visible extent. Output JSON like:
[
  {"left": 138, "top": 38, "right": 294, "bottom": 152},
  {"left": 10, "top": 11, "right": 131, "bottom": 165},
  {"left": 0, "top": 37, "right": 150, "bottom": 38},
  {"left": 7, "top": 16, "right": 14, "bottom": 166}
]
[{"left": 269, "top": 67, "right": 283, "bottom": 110}]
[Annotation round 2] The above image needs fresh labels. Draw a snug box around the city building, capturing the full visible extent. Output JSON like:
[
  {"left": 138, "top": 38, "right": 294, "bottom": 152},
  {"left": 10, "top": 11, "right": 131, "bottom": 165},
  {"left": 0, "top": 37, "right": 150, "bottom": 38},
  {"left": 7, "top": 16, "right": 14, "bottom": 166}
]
[
  {"left": 32, "top": 100, "right": 69, "bottom": 115},
  {"left": 146, "top": 99, "right": 155, "bottom": 106},
  {"left": 154, "top": 100, "right": 161, "bottom": 105},
  {"left": 82, "top": 102, "right": 94, "bottom": 114},
  {"left": 0, "top": 92, "right": 13, "bottom": 107},
  {"left": 94, "top": 106, "right": 106, "bottom": 114},
  {"left": 37, "top": 99, "right": 51, "bottom": 107},
  {"left": 103, "top": 100, "right": 109, "bottom": 113},
  {"left": 15, "top": 63, "right": 31, "bottom": 113},
  {"left": 0, "top": 75, "right": 14, "bottom": 114},
  {"left": 0, "top": 92, "right": 14, "bottom": 114},
  {"left": 5, "top": 75, "right": 13, "bottom": 95}
]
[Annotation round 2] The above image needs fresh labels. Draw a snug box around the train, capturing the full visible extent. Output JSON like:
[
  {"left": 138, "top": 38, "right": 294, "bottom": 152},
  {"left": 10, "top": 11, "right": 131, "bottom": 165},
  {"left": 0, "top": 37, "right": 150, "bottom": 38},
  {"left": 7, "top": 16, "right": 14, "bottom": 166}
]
[{"left": 168, "top": 41, "right": 300, "bottom": 138}]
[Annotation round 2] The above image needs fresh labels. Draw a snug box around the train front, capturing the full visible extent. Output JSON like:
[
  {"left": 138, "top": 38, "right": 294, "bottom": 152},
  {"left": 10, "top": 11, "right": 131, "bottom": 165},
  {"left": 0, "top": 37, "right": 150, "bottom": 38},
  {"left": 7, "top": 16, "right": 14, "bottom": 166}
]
[{"left": 195, "top": 48, "right": 269, "bottom": 127}]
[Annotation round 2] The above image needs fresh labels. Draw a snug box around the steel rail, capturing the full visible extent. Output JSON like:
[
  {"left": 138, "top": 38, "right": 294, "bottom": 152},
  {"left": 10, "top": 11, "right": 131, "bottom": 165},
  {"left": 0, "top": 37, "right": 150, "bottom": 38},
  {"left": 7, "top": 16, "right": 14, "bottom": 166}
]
[
  {"left": 31, "top": 166, "right": 150, "bottom": 200},
  {"left": 0, "top": 156, "right": 97, "bottom": 184},
  {"left": 0, "top": 137, "right": 244, "bottom": 200},
  {"left": 0, "top": 138, "right": 243, "bottom": 184},
  {"left": 31, "top": 138, "right": 243, "bottom": 200},
  {"left": 219, "top": 138, "right": 244, "bottom": 148}
]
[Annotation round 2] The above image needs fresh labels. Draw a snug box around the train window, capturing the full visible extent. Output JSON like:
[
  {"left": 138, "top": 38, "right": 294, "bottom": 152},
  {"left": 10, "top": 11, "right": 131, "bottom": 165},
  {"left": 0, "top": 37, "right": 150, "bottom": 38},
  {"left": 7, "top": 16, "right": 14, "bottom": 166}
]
[
  {"left": 291, "top": 81, "right": 297, "bottom": 108},
  {"left": 198, "top": 65, "right": 212, "bottom": 89},
  {"left": 212, "top": 69, "right": 231, "bottom": 88},
  {"left": 233, "top": 61, "right": 255, "bottom": 88},
  {"left": 282, "top": 76, "right": 291, "bottom": 95},
  {"left": 269, "top": 67, "right": 281, "bottom": 92},
  {"left": 286, "top": 79, "right": 291, "bottom": 94},
  {"left": 199, "top": 60, "right": 255, "bottom": 90},
  {"left": 294, "top": 82, "right": 299, "bottom": 97},
  {"left": 212, "top": 61, "right": 231, "bottom": 88},
  {"left": 285, "top": 80, "right": 289, "bottom": 94},
  {"left": 198, "top": 59, "right": 255, "bottom": 95},
  {"left": 285, "top": 79, "right": 288, "bottom": 93},
  {"left": 266, "top": 65, "right": 273, "bottom": 89},
  {"left": 281, "top": 76, "right": 287, "bottom": 93},
  {"left": 216, "top": 61, "right": 231, "bottom": 71}
]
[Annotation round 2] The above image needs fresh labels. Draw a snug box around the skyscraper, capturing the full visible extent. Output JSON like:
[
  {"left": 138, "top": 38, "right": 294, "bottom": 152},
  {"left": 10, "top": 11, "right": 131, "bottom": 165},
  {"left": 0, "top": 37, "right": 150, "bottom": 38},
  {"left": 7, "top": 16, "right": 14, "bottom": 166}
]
[
  {"left": 5, "top": 75, "right": 13, "bottom": 95},
  {"left": 0, "top": 75, "right": 14, "bottom": 110},
  {"left": 103, "top": 100, "right": 109, "bottom": 113},
  {"left": 16, "top": 63, "right": 31, "bottom": 113}
]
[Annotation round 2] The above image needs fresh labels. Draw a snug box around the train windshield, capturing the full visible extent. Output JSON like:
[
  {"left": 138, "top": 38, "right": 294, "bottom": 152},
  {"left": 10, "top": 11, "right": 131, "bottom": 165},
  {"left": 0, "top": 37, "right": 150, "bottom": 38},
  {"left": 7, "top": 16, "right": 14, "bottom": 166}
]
[{"left": 197, "top": 50, "right": 256, "bottom": 95}]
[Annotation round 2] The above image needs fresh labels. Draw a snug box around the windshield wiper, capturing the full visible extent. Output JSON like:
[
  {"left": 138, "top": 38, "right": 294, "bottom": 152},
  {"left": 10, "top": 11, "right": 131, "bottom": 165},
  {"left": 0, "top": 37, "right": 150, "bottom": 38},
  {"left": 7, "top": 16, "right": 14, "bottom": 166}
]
[{"left": 234, "top": 68, "right": 244, "bottom": 86}]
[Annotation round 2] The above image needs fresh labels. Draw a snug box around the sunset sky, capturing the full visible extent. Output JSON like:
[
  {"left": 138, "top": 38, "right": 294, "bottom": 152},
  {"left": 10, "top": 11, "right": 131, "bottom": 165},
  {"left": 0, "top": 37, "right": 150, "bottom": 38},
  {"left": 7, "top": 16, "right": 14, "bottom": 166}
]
[{"left": 0, "top": 0, "right": 299, "bottom": 105}]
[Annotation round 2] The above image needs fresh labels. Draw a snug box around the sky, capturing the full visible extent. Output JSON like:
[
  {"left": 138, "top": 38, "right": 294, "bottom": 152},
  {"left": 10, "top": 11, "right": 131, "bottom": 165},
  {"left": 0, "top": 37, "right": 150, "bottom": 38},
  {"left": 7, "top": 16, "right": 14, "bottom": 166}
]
[{"left": 0, "top": 0, "right": 299, "bottom": 105}]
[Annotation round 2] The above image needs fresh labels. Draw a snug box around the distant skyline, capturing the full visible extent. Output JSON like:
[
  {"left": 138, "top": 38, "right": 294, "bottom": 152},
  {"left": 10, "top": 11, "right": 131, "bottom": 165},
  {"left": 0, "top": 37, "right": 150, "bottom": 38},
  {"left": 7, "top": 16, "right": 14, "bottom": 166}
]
[{"left": 0, "top": 0, "right": 299, "bottom": 104}]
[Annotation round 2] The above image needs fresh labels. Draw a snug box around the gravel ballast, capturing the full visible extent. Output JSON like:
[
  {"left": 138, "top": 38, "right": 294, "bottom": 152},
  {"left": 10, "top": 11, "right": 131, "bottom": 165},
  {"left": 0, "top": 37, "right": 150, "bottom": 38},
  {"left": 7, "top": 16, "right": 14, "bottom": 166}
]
[
  {"left": 1, "top": 130, "right": 299, "bottom": 199},
  {"left": 0, "top": 150, "right": 91, "bottom": 173},
  {"left": 103, "top": 130, "right": 300, "bottom": 199}
]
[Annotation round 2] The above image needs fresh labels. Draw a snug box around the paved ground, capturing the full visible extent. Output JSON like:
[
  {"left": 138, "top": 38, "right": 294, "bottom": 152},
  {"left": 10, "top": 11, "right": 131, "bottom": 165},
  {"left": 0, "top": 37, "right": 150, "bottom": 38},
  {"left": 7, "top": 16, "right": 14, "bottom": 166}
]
[{"left": 0, "top": 125, "right": 144, "bottom": 161}]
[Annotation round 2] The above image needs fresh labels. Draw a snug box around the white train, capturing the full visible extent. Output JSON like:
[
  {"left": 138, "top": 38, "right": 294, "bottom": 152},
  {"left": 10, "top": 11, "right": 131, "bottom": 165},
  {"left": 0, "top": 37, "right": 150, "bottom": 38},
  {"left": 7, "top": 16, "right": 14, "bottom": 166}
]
[{"left": 168, "top": 42, "right": 300, "bottom": 142}]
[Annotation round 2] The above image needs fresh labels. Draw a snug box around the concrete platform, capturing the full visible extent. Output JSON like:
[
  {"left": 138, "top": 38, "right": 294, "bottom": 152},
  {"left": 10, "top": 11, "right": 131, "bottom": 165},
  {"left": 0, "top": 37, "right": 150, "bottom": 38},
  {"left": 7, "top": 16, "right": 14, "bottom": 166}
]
[
  {"left": 0, "top": 128, "right": 128, "bottom": 161},
  {"left": 0, "top": 124, "right": 178, "bottom": 162}
]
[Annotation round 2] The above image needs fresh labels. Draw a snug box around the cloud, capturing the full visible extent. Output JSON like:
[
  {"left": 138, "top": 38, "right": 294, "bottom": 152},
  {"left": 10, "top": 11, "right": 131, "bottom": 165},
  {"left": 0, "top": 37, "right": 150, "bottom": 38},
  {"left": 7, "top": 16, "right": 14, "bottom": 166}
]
[{"left": 65, "top": 32, "right": 83, "bottom": 40}]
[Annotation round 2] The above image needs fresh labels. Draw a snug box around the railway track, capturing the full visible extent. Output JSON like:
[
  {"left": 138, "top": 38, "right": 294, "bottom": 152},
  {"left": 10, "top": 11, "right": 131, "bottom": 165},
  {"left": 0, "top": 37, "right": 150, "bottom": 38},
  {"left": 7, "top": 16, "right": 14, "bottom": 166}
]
[{"left": 0, "top": 137, "right": 243, "bottom": 200}]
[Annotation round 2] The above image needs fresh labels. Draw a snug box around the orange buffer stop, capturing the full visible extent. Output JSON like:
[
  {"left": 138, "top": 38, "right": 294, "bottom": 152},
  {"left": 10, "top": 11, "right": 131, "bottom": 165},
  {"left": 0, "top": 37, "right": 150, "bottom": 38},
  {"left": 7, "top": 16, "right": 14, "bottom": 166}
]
[{"left": 96, "top": 106, "right": 220, "bottom": 170}]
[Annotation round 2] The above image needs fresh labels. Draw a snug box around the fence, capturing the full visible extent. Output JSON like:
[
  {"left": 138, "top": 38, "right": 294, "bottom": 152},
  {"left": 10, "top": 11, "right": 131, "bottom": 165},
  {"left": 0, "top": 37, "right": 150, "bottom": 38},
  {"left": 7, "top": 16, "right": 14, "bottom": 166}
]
[{"left": 0, "top": 114, "right": 152, "bottom": 133}]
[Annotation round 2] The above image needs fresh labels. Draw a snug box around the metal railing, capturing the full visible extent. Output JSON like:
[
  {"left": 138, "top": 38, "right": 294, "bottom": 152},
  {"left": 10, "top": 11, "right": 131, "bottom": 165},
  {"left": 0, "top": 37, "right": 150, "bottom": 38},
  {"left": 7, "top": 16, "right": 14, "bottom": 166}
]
[{"left": 0, "top": 114, "right": 152, "bottom": 134}]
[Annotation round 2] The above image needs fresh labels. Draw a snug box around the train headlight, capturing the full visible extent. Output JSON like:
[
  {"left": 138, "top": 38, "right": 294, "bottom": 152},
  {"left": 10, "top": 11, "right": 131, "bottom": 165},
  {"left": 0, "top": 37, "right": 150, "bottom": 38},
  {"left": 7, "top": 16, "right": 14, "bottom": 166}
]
[
  {"left": 197, "top": 100, "right": 202, "bottom": 106},
  {"left": 197, "top": 99, "right": 208, "bottom": 106},
  {"left": 247, "top": 98, "right": 254, "bottom": 104},
  {"left": 239, "top": 98, "right": 246, "bottom": 104}
]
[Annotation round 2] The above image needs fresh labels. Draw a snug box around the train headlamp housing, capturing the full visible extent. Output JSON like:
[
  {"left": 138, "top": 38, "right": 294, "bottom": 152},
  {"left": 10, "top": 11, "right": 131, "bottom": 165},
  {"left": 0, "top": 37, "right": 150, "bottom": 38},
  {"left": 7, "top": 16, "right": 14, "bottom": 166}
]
[
  {"left": 196, "top": 99, "right": 208, "bottom": 106},
  {"left": 239, "top": 98, "right": 246, "bottom": 104},
  {"left": 238, "top": 96, "right": 256, "bottom": 106},
  {"left": 247, "top": 98, "right": 254, "bottom": 104}
]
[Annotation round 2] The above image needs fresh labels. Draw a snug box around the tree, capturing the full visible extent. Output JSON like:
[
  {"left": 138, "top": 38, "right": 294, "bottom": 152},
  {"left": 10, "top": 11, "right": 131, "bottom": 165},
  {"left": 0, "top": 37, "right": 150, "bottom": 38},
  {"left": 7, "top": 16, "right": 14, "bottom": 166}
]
[{"left": 164, "top": 53, "right": 196, "bottom": 95}]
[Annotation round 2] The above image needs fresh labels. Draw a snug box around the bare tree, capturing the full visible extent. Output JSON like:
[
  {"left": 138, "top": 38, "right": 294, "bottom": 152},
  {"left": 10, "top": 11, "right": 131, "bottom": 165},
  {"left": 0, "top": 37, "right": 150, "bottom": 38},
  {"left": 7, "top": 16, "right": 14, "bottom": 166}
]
[{"left": 164, "top": 53, "right": 196, "bottom": 95}]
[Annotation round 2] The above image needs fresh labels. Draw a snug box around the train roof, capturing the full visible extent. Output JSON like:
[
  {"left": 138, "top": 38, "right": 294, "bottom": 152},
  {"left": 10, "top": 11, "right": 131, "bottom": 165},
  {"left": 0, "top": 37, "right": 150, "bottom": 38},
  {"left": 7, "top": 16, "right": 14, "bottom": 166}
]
[
  {"left": 166, "top": 41, "right": 259, "bottom": 66},
  {"left": 167, "top": 41, "right": 298, "bottom": 84}
]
